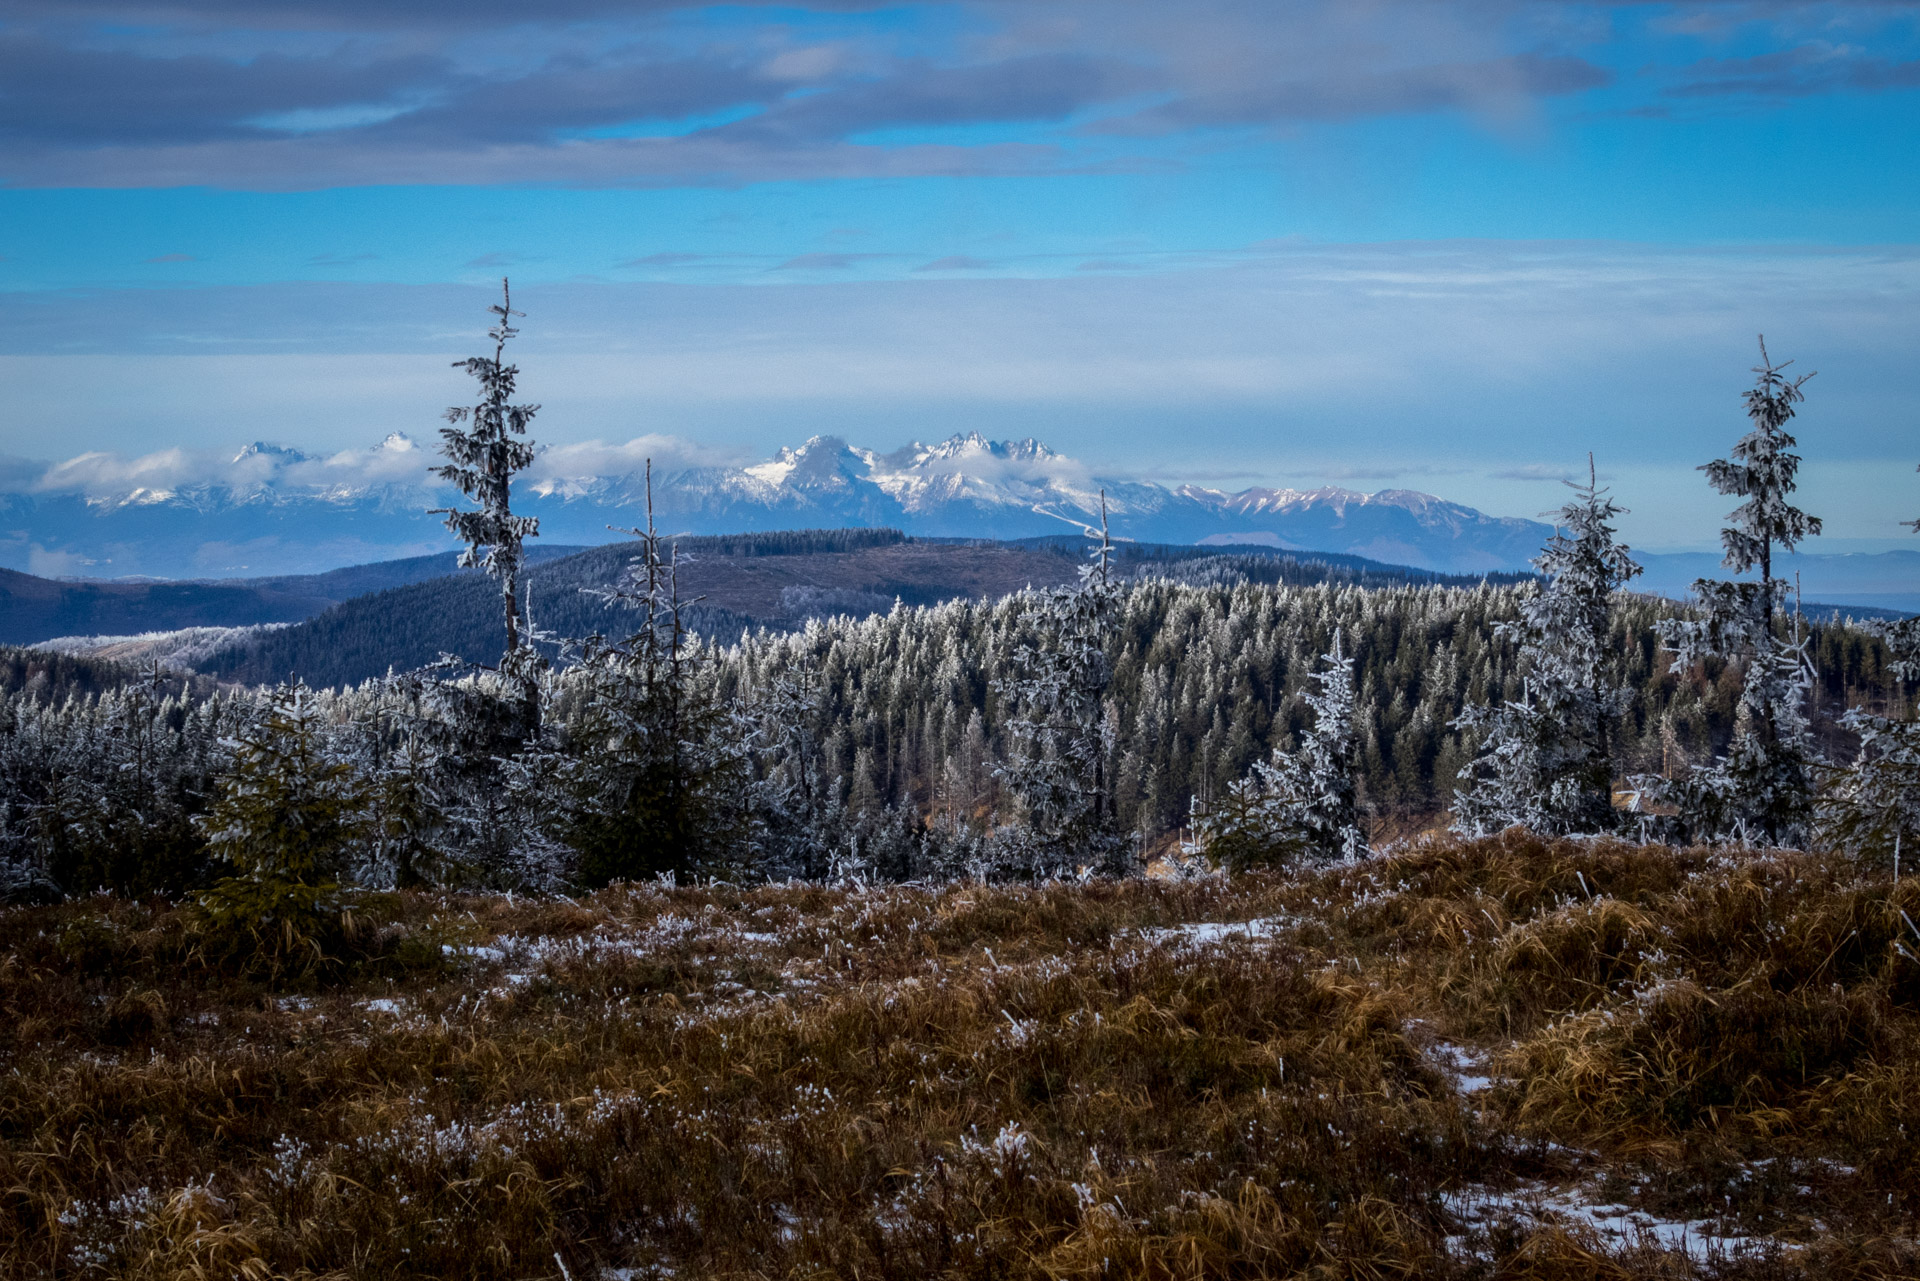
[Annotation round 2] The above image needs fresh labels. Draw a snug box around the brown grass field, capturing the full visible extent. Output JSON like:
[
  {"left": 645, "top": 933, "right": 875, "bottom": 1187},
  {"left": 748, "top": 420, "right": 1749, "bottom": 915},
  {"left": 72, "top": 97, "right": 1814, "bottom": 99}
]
[{"left": 3, "top": 831, "right": 1917, "bottom": 1279}]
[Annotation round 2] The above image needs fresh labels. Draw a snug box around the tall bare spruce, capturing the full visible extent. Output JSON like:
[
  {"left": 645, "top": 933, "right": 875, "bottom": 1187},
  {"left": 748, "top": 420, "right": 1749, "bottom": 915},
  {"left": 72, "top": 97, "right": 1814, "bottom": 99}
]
[
  {"left": 1653, "top": 338, "right": 1823, "bottom": 846},
  {"left": 433, "top": 278, "right": 541, "bottom": 662}
]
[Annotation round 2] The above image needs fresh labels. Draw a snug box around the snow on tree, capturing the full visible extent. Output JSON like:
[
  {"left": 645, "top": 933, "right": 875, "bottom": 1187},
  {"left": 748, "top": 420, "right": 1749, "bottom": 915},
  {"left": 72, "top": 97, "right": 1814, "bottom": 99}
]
[
  {"left": 1649, "top": 338, "right": 1823, "bottom": 847},
  {"left": 1817, "top": 694, "right": 1920, "bottom": 875},
  {"left": 1195, "top": 628, "right": 1365, "bottom": 868},
  {"left": 746, "top": 656, "right": 843, "bottom": 880},
  {"left": 195, "top": 682, "right": 368, "bottom": 968},
  {"left": 354, "top": 714, "right": 447, "bottom": 890},
  {"left": 433, "top": 278, "right": 542, "bottom": 669},
  {"left": 1817, "top": 470, "right": 1920, "bottom": 871},
  {"left": 533, "top": 462, "right": 754, "bottom": 885},
  {"left": 1453, "top": 456, "right": 1641, "bottom": 836},
  {"left": 993, "top": 493, "right": 1131, "bottom": 879}
]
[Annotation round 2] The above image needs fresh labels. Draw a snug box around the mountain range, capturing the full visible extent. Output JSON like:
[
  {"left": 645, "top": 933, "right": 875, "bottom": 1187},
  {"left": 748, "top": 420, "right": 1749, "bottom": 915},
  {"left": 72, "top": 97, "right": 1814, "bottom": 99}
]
[
  {"left": 2, "top": 431, "right": 1551, "bottom": 580},
  {"left": 5, "top": 431, "right": 1914, "bottom": 611}
]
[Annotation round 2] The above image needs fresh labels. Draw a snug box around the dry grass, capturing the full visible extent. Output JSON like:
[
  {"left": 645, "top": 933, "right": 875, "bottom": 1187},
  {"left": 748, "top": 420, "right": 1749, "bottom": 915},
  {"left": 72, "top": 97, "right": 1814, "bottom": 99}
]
[{"left": 1, "top": 836, "right": 1916, "bottom": 1279}]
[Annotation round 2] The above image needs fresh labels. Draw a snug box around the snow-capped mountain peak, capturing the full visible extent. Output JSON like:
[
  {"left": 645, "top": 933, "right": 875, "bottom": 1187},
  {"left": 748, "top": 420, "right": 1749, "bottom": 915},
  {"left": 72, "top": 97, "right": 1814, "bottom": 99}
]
[
  {"left": 231, "top": 441, "right": 311, "bottom": 466},
  {"left": 7, "top": 431, "right": 1557, "bottom": 579}
]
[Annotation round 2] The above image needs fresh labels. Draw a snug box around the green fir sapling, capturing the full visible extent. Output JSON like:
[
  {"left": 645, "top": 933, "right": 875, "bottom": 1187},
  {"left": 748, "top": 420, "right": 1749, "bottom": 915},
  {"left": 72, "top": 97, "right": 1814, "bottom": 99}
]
[{"left": 195, "top": 682, "right": 366, "bottom": 969}]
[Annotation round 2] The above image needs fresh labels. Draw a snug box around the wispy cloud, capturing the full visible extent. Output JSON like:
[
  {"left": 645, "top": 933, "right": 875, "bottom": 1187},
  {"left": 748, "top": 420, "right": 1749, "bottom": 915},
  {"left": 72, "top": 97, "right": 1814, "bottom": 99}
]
[
  {"left": 618, "top": 252, "right": 709, "bottom": 267},
  {"left": 1664, "top": 44, "right": 1920, "bottom": 101},
  {"left": 772, "top": 253, "right": 880, "bottom": 271},
  {"left": 915, "top": 255, "right": 992, "bottom": 271},
  {"left": 1492, "top": 463, "right": 1579, "bottom": 482}
]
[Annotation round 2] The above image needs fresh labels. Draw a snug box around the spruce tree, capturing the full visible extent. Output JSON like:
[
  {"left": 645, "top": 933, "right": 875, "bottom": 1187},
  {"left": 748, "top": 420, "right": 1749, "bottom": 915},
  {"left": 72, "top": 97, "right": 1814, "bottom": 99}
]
[
  {"left": 994, "top": 494, "right": 1130, "bottom": 878},
  {"left": 196, "top": 683, "right": 367, "bottom": 969},
  {"left": 543, "top": 462, "right": 753, "bottom": 884},
  {"left": 1817, "top": 469, "right": 1920, "bottom": 870},
  {"left": 1453, "top": 457, "right": 1640, "bottom": 836},
  {"left": 433, "top": 278, "right": 542, "bottom": 688},
  {"left": 1654, "top": 338, "right": 1823, "bottom": 846},
  {"left": 1196, "top": 629, "right": 1364, "bottom": 868}
]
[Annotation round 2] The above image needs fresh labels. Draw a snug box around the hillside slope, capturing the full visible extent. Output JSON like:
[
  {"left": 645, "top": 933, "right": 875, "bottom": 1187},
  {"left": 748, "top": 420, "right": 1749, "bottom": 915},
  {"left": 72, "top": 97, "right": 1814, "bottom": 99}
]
[
  {"left": 0, "top": 545, "right": 590, "bottom": 647},
  {"left": 203, "top": 533, "right": 1514, "bottom": 688}
]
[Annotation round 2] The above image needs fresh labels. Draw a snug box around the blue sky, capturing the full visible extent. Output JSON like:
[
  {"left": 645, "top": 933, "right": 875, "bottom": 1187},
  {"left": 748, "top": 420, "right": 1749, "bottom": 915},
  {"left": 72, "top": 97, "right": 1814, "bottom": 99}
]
[{"left": 2, "top": 0, "right": 1917, "bottom": 550}]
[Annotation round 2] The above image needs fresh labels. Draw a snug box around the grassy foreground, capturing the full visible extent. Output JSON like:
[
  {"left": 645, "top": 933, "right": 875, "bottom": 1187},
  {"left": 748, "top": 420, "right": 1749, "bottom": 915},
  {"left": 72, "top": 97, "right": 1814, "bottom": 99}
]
[{"left": 2, "top": 832, "right": 1917, "bottom": 1279}]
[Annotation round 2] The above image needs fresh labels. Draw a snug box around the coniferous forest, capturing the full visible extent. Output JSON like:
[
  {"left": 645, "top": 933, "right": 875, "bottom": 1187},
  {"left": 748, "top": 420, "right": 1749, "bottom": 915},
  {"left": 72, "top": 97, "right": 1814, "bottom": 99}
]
[{"left": 3, "top": 286, "right": 1919, "bottom": 1279}]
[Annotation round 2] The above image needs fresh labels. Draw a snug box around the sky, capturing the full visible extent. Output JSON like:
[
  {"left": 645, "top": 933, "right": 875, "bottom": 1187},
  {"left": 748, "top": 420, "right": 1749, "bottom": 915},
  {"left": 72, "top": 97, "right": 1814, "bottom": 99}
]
[{"left": 1, "top": 0, "right": 1917, "bottom": 552}]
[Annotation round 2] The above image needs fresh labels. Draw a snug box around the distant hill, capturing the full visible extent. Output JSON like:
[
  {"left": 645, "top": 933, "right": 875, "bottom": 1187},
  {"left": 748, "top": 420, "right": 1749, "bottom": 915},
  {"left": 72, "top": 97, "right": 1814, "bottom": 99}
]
[
  {"left": 201, "top": 532, "right": 1518, "bottom": 689},
  {"left": 0, "top": 567, "right": 323, "bottom": 647},
  {"left": 0, "top": 545, "right": 589, "bottom": 647},
  {"left": 1636, "top": 548, "right": 1920, "bottom": 617}
]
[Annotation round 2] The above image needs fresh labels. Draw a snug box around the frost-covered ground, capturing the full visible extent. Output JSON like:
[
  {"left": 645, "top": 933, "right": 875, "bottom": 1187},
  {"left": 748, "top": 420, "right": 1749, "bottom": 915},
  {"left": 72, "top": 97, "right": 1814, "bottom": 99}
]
[{"left": 3, "top": 831, "right": 1917, "bottom": 1278}]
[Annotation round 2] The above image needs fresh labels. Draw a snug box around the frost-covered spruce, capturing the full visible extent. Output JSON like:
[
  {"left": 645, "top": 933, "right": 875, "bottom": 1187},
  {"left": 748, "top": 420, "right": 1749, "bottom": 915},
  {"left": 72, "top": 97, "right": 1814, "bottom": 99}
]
[
  {"left": 1648, "top": 338, "right": 1823, "bottom": 847},
  {"left": 993, "top": 494, "right": 1131, "bottom": 879},
  {"left": 0, "top": 664, "right": 237, "bottom": 900},
  {"left": 432, "top": 277, "right": 542, "bottom": 668},
  {"left": 1453, "top": 456, "right": 1640, "bottom": 837},
  {"left": 529, "top": 461, "right": 754, "bottom": 885},
  {"left": 1817, "top": 695, "right": 1920, "bottom": 874},
  {"left": 1817, "top": 480, "right": 1920, "bottom": 869},
  {"left": 1197, "top": 629, "right": 1365, "bottom": 868}
]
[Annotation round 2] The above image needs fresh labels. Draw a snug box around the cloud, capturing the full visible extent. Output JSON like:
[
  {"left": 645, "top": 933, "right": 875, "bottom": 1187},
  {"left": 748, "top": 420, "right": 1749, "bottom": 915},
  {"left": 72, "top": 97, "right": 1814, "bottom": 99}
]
[
  {"left": 772, "top": 253, "right": 875, "bottom": 270},
  {"left": 0, "top": 1, "right": 1648, "bottom": 188},
  {"left": 25, "top": 433, "right": 443, "bottom": 499},
  {"left": 1665, "top": 44, "right": 1920, "bottom": 100},
  {"left": 4, "top": 0, "right": 891, "bottom": 25},
  {"left": 527, "top": 434, "right": 744, "bottom": 490},
  {"left": 1102, "top": 53, "right": 1610, "bottom": 133},
  {"left": 1492, "top": 463, "right": 1579, "bottom": 482},
  {"left": 703, "top": 53, "right": 1147, "bottom": 145},
  {"left": 916, "top": 255, "right": 993, "bottom": 271},
  {"left": 34, "top": 448, "right": 201, "bottom": 496},
  {"left": 0, "top": 33, "right": 449, "bottom": 147},
  {"left": 619, "top": 253, "right": 708, "bottom": 267},
  {"left": 1319, "top": 463, "right": 1469, "bottom": 481},
  {"left": 10, "top": 430, "right": 742, "bottom": 504},
  {"left": 26, "top": 544, "right": 103, "bottom": 577}
]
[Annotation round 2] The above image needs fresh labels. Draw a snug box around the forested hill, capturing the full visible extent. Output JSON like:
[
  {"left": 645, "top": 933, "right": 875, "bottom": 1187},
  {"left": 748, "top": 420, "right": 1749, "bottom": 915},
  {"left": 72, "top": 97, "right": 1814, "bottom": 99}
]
[
  {"left": 0, "top": 545, "right": 591, "bottom": 647},
  {"left": 200, "top": 532, "right": 1522, "bottom": 689}
]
